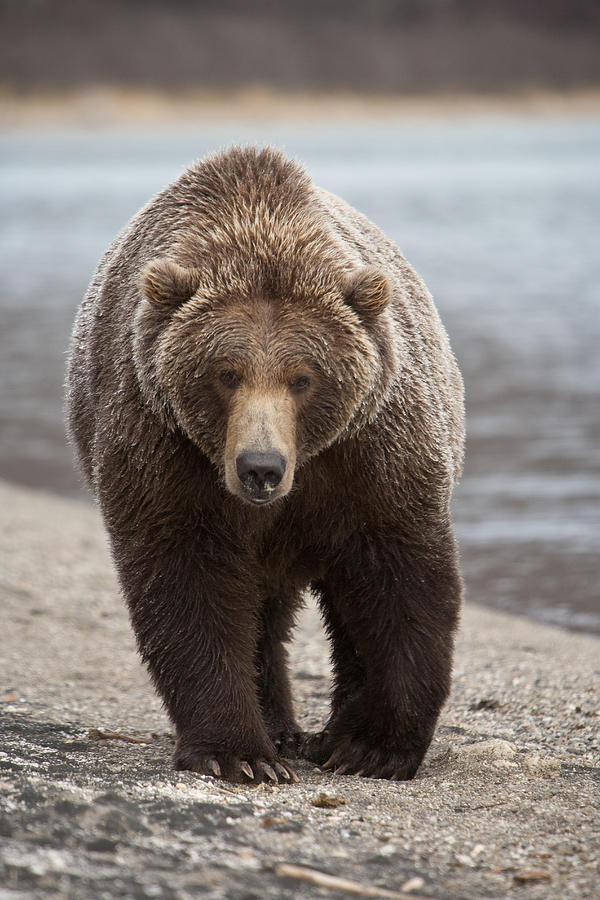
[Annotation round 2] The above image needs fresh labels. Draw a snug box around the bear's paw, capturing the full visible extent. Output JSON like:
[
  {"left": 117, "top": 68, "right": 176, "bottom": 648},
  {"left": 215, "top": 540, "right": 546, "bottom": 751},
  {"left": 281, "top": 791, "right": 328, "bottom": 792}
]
[
  {"left": 302, "top": 730, "right": 423, "bottom": 781},
  {"left": 269, "top": 728, "right": 305, "bottom": 760},
  {"left": 174, "top": 745, "right": 298, "bottom": 785}
]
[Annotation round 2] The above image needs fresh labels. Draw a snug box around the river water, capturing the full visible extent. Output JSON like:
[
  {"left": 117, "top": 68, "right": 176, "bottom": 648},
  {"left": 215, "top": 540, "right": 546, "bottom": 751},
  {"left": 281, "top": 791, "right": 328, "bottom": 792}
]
[{"left": 1, "top": 117, "right": 599, "bottom": 634}]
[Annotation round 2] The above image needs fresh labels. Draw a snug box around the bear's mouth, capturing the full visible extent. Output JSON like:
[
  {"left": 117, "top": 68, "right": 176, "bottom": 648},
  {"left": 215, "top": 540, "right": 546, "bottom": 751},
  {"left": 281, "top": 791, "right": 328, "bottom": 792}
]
[
  {"left": 239, "top": 486, "right": 282, "bottom": 506},
  {"left": 228, "top": 475, "right": 292, "bottom": 507},
  {"left": 248, "top": 495, "right": 275, "bottom": 506}
]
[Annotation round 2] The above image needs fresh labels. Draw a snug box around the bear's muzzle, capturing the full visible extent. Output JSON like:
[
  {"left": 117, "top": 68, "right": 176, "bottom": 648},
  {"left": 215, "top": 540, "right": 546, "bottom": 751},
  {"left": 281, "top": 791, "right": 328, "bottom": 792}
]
[{"left": 235, "top": 451, "right": 287, "bottom": 504}]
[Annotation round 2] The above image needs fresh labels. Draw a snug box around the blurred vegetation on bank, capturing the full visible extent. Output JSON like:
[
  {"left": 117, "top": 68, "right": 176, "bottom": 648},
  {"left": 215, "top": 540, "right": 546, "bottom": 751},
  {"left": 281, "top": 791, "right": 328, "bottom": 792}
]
[{"left": 2, "top": 0, "right": 600, "bottom": 97}]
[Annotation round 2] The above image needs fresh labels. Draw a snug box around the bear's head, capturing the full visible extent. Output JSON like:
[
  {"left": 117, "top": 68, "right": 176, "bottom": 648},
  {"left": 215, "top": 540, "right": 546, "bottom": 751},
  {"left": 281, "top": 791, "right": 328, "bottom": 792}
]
[
  {"left": 132, "top": 147, "right": 397, "bottom": 505},
  {"left": 134, "top": 257, "right": 395, "bottom": 506}
]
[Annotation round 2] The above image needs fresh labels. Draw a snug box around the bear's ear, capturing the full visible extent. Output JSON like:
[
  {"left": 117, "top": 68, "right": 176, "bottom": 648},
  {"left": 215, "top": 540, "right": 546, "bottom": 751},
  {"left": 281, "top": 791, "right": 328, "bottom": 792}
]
[
  {"left": 140, "top": 258, "right": 201, "bottom": 309},
  {"left": 345, "top": 267, "right": 391, "bottom": 321}
]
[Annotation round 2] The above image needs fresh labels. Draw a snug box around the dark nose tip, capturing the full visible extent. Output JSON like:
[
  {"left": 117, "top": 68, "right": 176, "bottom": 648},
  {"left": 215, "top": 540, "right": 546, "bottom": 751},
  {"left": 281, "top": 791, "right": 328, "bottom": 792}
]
[{"left": 236, "top": 451, "right": 286, "bottom": 494}]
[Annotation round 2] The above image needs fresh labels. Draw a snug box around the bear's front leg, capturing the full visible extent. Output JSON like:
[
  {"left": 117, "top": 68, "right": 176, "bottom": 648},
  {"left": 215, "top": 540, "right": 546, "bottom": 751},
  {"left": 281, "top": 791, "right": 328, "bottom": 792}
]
[
  {"left": 309, "top": 531, "right": 462, "bottom": 780},
  {"left": 107, "top": 520, "right": 297, "bottom": 784}
]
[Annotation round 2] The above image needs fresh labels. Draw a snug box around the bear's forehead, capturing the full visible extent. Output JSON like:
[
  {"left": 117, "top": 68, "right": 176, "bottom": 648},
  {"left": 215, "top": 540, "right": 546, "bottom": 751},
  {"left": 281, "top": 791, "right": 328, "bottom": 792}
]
[
  {"left": 181, "top": 291, "right": 350, "bottom": 331},
  {"left": 169, "top": 294, "right": 360, "bottom": 376},
  {"left": 193, "top": 298, "right": 340, "bottom": 349}
]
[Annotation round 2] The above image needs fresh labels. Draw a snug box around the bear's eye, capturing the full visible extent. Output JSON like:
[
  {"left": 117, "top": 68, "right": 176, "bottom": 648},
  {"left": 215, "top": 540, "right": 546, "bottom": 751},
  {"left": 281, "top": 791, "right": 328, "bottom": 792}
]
[
  {"left": 290, "top": 375, "right": 310, "bottom": 393},
  {"left": 219, "top": 370, "right": 241, "bottom": 389}
]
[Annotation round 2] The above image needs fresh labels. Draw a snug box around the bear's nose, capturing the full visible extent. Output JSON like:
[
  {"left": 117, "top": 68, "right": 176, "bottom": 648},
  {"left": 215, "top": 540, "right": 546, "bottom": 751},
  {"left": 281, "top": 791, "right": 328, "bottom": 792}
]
[{"left": 236, "top": 451, "right": 286, "bottom": 496}]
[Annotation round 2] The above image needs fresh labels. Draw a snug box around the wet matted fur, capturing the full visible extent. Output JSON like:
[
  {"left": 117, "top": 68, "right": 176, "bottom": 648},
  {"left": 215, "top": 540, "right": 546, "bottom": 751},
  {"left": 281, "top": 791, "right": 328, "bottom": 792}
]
[{"left": 66, "top": 145, "right": 465, "bottom": 783}]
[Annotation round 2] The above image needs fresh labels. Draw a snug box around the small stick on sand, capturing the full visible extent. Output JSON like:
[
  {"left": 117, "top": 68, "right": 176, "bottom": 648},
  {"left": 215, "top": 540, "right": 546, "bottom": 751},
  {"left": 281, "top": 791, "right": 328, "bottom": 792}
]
[
  {"left": 88, "top": 727, "right": 154, "bottom": 744},
  {"left": 275, "top": 863, "right": 431, "bottom": 899}
]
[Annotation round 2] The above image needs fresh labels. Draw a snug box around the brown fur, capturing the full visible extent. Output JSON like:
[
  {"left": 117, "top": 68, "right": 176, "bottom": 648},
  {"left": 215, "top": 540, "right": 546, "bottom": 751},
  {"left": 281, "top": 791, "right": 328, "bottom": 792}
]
[{"left": 66, "top": 145, "right": 464, "bottom": 783}]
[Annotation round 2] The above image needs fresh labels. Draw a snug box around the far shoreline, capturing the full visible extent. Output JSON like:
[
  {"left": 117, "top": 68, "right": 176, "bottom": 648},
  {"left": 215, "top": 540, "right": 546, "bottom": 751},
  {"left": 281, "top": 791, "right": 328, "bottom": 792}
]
[{"left": 2, "top": 84, "right": 600, "bottom": 127}]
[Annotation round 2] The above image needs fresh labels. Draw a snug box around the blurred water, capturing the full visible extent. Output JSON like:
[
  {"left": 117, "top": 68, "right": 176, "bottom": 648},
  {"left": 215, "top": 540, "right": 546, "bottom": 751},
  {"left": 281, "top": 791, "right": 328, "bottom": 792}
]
[{"left": 1, "top": 118, "right": 599, "bottom": 634}]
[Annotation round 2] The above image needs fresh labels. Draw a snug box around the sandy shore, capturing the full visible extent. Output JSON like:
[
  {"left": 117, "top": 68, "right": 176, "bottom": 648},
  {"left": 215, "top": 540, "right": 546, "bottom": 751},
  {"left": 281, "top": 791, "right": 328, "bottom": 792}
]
[
  {"left": 2, "top": 85, "right": 600, "bottom": 127},
  {"left": 0, "top": 479, "right": 598, "bottom": 898}
]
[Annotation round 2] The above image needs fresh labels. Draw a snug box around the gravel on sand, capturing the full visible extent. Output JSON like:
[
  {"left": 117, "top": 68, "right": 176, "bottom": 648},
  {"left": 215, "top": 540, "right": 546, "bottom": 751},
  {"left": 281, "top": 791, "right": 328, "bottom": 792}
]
[{"left": 0, "top": 480, "right": 598, "bottom": 899}]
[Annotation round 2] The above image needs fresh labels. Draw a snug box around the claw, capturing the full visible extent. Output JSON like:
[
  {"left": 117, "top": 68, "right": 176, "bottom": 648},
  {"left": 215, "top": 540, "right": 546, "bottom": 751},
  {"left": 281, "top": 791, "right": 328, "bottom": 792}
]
[
  {"left": 261, "top": 762, "right": 278, "bottom": 783},
  {"left": 322, "top": 755, "right": 336, "bottom": 771},
  {"left": 207, "top": 758, "right": 221, "bottom": 778},
  {"left": 274, "top": 762, "right": 291, "bottom": 781},
  {"left": 240, "top": 761, "right": 254, "bottom": 780}
]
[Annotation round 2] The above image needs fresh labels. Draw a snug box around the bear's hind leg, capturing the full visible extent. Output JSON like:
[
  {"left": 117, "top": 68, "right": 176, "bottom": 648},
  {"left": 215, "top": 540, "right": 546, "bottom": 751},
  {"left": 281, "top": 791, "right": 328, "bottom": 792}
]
[
  {"left": 301, "top": 585, "right": 366, "bottom": 766},
  {"left": 256, "top": 593, "right": 303, "bottom": 760}
]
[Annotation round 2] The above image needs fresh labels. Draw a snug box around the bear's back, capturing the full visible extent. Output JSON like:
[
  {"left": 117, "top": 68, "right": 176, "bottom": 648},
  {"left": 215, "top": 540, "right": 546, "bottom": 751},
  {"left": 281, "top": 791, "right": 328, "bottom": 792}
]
[{"left": 316, "top": 187, "right": 464, "bottom": 484}]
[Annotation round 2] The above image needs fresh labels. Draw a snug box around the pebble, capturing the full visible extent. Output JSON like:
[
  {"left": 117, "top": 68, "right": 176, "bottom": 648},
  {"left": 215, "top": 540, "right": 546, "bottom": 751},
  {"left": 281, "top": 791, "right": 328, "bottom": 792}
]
[
  {"left": 523, "top": 754, "right": 561, "bottom": 777},
  {"left": 514, "top": 868, "right": 551, "bottom": 883},
  {"left": 400, "top": 876, "right": 425, "bottom": 892},
  {"left": 460, "top": 740, "right": 517, "bottom": 759}
]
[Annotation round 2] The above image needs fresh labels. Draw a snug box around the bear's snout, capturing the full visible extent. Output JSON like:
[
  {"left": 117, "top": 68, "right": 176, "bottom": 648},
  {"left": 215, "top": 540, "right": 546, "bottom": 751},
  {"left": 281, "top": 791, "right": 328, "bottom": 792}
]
[
  {"left": 236, "top": 451, "right": 286, "bottom": 502},
  {"left": 224, "top": 388, "right": 296, "bottom": 505}
]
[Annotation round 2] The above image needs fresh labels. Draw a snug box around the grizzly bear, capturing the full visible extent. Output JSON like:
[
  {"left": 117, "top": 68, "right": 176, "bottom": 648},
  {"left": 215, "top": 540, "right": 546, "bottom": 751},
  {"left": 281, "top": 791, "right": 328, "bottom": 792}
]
[{"left": 67, "top": 145, "right": 464, "bottom": 784}]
